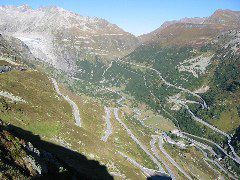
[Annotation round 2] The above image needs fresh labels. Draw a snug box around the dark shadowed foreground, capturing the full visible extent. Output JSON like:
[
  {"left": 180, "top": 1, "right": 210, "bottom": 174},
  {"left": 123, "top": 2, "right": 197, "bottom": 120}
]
[
  {"left": 0, "top": 121, "right": 113, "bottom": 179},
  {"left": 147, "top": 175, "right": 172, "bottom": 180}
]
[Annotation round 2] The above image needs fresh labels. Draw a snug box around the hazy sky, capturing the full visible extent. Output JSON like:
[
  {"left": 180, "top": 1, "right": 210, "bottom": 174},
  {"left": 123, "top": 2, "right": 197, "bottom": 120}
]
[{"left": 1, "top": 0, "right": 240, "bottom": 35}]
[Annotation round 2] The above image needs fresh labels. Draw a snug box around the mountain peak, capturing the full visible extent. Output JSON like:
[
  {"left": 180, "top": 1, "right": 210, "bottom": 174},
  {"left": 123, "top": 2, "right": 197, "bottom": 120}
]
[
  {"left": 0, "top": 4, "right": 32, "bottom": 12},
  {"left": 0, "top": 4, "right": 139, "bottom": 71},
  {"left": 18, "top": 4, "right": 32, "bottom": 10},
  {"left": 214, "top": 9, "right": 235, "bottom": 13},
  {"left": 211, "top": 9, "right": 240, "bottom": 17},
  {"left": 205, "top": 9, "right": 240, "bottom": 26},
  {"left": 139, "top": 9, "right": 240, "bottom": 43}
]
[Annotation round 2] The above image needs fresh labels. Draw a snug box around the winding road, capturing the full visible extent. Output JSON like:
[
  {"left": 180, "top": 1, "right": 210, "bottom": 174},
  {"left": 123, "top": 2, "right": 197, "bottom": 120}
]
[
  {"left": 101, "top": 59, "right": 240, "bottom": 175},
  {"left": 118, "top": 151, "right": 157, "bottom": 177},
  {"left": 150, "top": 136, "right": 176, "bottom": 179},
  {"left": 182, "top": 105, "right": 240, "bottom": 164},
  {"left": 168, "top": 97, "right": 240, "bottom": 165},
  {"left": 101, "top": 107, "right": 112, "bottom": 142},
  {"left": 118, "top": 60, "right": 207, "bottom": 108},
  {"left": 113, "top": 108, "right": 166, "bottom": 174},
  {"left": 195, "top": 144, "right": 237, "bottom": 179},
  {"left": 182, "top": 131, "right": 240, "bottom": 164},
  {"left": 120, "top": 59, "right": 240, "bottom": 165},
  {"left": 51, "top": 78, "right": 82, "bottom": 127},
  {"left": 158, "top": 136, "right": 192, "bottom": 180}
]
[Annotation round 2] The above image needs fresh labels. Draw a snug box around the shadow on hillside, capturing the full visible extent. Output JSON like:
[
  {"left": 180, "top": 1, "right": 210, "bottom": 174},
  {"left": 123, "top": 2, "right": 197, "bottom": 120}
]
[
  {"left": 6, "top": 124, "right": 113, "bottom": 180},
  {"left": 147, "top": 174, "right": 172, "bottom": 180}
]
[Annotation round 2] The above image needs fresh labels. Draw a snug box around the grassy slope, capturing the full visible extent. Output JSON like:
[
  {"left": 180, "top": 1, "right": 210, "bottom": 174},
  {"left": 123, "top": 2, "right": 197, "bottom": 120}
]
[
  {"left": 60, "top": 85, "right": 157, "bottom": 176},
  {"left": 0, "top": 70, "right": 72, "bottom": 138},
  {"left": 0, "top": 58, "right": 224, "bottom": 179},
  {"left": 0, "top": 60, "right": 156, "bottom": 179}
]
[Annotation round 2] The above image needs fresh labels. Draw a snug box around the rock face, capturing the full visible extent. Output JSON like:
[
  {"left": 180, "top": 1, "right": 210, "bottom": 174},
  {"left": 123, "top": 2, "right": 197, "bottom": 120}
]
[
  {"left": 0, "top": 5, "right": 139, "bottom": 72},
  {"left": 0, "top": 34, "right": 36, "bottom": 63}
]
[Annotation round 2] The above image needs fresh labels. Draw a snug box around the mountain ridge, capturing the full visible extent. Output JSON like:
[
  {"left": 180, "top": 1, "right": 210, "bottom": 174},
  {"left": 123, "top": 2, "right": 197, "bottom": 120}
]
[
  {"left": 0, "top": 5, "right": 140, "bottom": 72},
  {"left": 139, "top": 9, "right": 240, "bottom": 44},
  {"left": 1, "top": 5, "right": 239, "bottom": 72}
]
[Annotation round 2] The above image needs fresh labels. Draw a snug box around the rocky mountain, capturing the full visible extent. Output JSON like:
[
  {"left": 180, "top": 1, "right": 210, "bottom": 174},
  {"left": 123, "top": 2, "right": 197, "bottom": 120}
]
[
  {"left": 139, "top": 9, "right": 240, "bottom": 45},
  {"left": 0, "top": 5, "right": 139, "bottom": 72},
  {"left": 0, "top": 34, "right": 36, "bottom": 65},
  {"left": 138, "top": 17, "right": 206, "bottom": 42}
]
